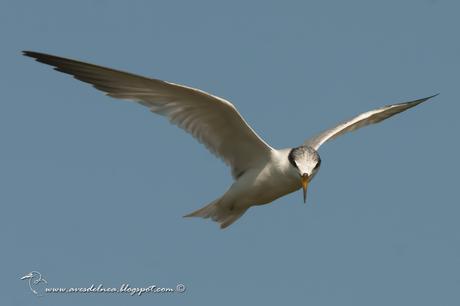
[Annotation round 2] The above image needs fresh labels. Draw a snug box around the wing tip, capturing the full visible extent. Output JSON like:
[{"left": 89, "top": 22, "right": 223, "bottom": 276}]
[
  {"left": 424, "top": 93, "right": 440, "bottom": 101},
  {"left": 413, "top": 93, "right": 439, "bottom": 105},
  {"left": 22, "top": 50, "right": 41, "bottom": 59},
  {"left": 22, "top": 50, "right": 58, "bottom": 66},
  {"left": 403, "top": 93, "right": 439, "bottom": 107}
]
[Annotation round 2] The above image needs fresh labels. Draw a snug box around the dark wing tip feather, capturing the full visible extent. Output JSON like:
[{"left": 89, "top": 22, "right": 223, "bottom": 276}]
[
  {"left": 390, "top": 93, "right": 439, "bottom": 107},
  {"left": 427, "top": 93, "right": 440, "bottom": 99},
  {"left": 383, "top": 93, "right": 439, "bottom": 112},
  {"left": 413, "top": 93, "right": 439, "bottom": 104},
  {"left": 22, "top": 50, "right": 38, "bottom": 57},
  {"left": 416, "top": 93, "right": 439, "bottom": 104},
  {"left": 22, "top": 50, "right": 162, "bottom": 86},
  {"left": 23, "top": 50, "right": 63, "bottom": 66}
]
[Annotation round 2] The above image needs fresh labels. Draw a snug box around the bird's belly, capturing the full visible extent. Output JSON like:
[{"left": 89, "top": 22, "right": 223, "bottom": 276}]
[
  {"left": 252, "top": 178, "right": 300, "bottom": 205},
  {"left": 233, "top": 168, "right": 300, "bottom": 206}
]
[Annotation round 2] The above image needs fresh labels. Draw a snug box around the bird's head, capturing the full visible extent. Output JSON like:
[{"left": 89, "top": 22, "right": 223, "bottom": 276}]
[
  {"left": 20, "top": 272, "right": 36, "bottom": 280},
  {"left": 288, "top": 145, "right": 321, "bottom": 203}
]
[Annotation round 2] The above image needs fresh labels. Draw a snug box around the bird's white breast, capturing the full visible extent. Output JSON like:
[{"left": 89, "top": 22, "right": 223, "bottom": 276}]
[{"left": 226, "top": 149, "right": 301, "bottom": 207}]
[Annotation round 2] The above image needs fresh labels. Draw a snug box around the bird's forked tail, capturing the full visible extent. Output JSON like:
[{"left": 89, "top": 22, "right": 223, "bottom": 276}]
[{"left": 184, "top": 198, "right": 248, "bottom": 229}]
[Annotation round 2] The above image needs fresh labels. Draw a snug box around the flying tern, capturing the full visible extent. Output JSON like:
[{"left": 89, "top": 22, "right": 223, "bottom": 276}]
[{"left": 23, "top": 51, "right": 437, "bottom": 228}]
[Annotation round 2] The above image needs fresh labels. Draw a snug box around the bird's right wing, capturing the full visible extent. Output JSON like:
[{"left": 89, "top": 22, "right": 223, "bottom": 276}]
[
  {"left": 304, "top": 95, "right": 437, "bottom": 150},
  {"left": 23, "top": 51, "right": 274, "bottom": 179}
]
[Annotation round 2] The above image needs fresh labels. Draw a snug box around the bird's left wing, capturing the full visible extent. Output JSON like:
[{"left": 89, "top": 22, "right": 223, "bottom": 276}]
[
  {"left": 23, "top": 51, "right": 274, "bottom": 178},
  {"left": 305, "top": 95, "right": 437, "bottom": 150}
]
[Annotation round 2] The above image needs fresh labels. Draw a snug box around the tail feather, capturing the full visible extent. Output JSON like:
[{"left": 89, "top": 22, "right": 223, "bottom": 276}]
[
  {"left": 219, "top": 211, "right": 247, "bottom": 229},
  {"left": 184, "top": 198, "right": 248, "bottom": 229},
  {"left": 183, "top": 199, "right": 219, "bottom": 219}
]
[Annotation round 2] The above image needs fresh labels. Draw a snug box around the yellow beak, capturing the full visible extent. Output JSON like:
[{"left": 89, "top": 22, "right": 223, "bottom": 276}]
[{"left": 301, "top": 173, "right": 309, "bottom": 203}]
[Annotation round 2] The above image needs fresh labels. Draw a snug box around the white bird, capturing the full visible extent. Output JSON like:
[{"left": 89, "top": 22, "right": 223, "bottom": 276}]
[{"left": 23, "top": 51, "right": 437, "bottom": 229}]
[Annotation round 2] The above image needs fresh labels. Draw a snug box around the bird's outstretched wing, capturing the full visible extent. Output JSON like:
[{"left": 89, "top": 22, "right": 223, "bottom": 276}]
[
  {"left": 305, "top": 95, "right": 437, "bottom": 150},
  {"left": 23, "top": 51, "right": 273, "bottom": 178}
]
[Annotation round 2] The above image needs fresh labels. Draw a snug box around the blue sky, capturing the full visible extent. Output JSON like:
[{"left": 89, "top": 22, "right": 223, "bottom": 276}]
[{"left": 1, "top": 0, "right": 459, "bottom": 305}]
